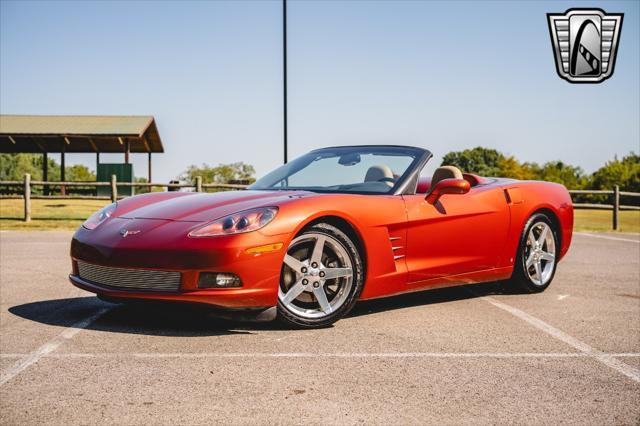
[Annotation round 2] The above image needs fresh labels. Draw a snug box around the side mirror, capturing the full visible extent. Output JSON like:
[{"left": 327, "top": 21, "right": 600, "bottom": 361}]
[{"left": 426, "top": 178, "right": 470, "bottom": 204}]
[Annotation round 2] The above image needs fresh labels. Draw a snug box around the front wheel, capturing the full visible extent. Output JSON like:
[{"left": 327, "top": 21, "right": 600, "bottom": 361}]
[
  {"left": 277, "top": 223, "right": 364, "bottom": 328},
  {"left": 509, "top": 213, "right": 559, "bottom": 293}
]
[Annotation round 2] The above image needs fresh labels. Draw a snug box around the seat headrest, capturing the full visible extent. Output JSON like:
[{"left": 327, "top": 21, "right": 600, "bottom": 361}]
[
  {"left": 364, "top": 165, "right": 394, "bottom": 186},
  {"left": 431, "top": 166, "right": 463, "bottom": 186}
]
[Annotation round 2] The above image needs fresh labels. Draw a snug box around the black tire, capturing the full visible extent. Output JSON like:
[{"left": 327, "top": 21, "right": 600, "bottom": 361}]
[
  {"left": 509, "top": 213, "right": 559, "bottom": 293},
  {"left": 277, "top": 223, "right": 364, "bottom": 328}
]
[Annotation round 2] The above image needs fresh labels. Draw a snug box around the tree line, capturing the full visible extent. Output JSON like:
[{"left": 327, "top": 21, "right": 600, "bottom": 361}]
[
  {"left": 0, "top": 153, "right": 95, "bottom": 182},
  {"left": 1, "top": 148, "right": 638, "bottom": 194},
  {"left": 0, "top": 154, "right": 256, "bottom": 185},
  {"left": 441, "top": 147, "right": 639, "bottom": 193}
]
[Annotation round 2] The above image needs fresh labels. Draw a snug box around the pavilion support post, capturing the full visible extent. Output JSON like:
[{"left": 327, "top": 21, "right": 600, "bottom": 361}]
[
  {"left": 125, "top": 140, "right": 130, "bottom": 164},
  {"left": 42, "top": 152, "right": 48, "bottom": 196},
  {"left": 110, "top": 175, "right": 118, "bottom": 203},
  {"left": 60, "top": 144, "right": 66, "bottom": 196},
  {"left": 195, "top": 176, "right": 202, "bottom": 192},
  {"left": 24, "top": 173, "right": 31, "bottom": 222},
  {"left": 148, "top": 152, "right": 152, "bottom": 192},
  {"left": 96, "top": 152, "right": 100, "bottom": 196}
]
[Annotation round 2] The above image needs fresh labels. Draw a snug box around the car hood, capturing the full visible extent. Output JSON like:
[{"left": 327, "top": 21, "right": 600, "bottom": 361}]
[{"left": 117, "top": 190, "right": 313, "bottom": 223}]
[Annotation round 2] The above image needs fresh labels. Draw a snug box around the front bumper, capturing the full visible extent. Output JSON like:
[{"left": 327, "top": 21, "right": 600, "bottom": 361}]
[
  {"left": 69, "top": 273, "right": 276, "bottom": 309},
  {"left": 70, "top": 218, "right": 285, "bottom": 309}
]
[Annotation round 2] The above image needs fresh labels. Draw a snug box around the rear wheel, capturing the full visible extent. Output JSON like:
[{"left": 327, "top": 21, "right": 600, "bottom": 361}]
[
  {"left": 277, "top": 223, "right": 364, "bottom": 328},
  {"left": 509, "top": 213, "right": 559, "bottom": 293}
]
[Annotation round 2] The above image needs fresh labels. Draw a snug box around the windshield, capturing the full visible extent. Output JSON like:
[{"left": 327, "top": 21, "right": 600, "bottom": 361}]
[{"left": 249, "top": 146, "right": 425, "bottom": 194}]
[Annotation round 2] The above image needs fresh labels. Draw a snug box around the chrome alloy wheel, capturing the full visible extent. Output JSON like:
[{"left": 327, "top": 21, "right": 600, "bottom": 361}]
[
  {"left": 278, "top": 232, "right": 354, "bottom": 319},
  {"left": 524, "top": 222, "right": 556, "bottom": 286}
]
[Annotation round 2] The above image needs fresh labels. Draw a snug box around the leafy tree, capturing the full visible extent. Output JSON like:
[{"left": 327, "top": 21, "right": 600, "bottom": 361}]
[
  {"left": 441, "top": 147, "right": 505, "bottom": 177},
  {"left": 441, "top": 147, "right": 535, "bottom": 179},
  {"left": 441, "top": 147, "right": 590, "bottom": 189},
  {"left": 497, "top": 156, "right": 538, "bottom": 180},
  {"left": 589, "top": 153, "right": 640, "bottom": 192},
  {"left": 65, "top": 164, "right": 95, "bottom": 181},
  {"left": 0, "top": 154, "right": 46, "bottom": 180},
  {"left": 0, "top": 153, "right": 95, "bottom": 182},
  {"left": 534, "top": 161, "right": 586, "bottom": 189},
  {"left": 181, "top": 162, "right": 256, "bottom": 185},
  {"left": 0, "top": 153, "right": 97, "bottom": 194}
]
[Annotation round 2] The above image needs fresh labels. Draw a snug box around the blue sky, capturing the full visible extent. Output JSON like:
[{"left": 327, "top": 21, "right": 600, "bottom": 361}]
[{"left": 1, "top": 0, "right": 638, "bottom": 182}]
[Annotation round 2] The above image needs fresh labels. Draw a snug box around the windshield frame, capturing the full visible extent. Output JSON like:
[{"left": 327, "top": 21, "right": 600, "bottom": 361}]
[{"left": 249, "top": 145, "right": 433, "bottom": 195}]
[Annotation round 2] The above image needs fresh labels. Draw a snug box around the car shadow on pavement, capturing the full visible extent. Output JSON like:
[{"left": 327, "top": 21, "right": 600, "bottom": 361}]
[
  {"left": 349, "top": 281, "right": 504, "bottom": 318},
  {"left": 9, "top": 297, "right": 254, "bottom": 336},
  {"left": 9, "top": 281, "right": 509, "bottom": 335}
]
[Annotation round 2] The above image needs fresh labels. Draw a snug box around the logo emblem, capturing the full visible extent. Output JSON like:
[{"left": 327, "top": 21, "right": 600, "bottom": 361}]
[
  {"left": 547, "top": 8, "right": 623, "bottom": 83},
  {"left": 119, "top": 228, "right": 140, "bottom": 238}
]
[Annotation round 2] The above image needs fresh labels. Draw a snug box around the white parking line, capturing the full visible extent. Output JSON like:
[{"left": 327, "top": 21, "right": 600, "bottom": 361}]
[
  {"left": 574, "top": 232, "right": 640, "bottom": 243},
  {"left": 482, "top": 296, "right": 640, "bottom": 383},
  {"left": 1, "top": 352, "right": 639, "bottom": 359},
  {"left": 0, "top": 307, "right": 110, "bottom": 387}
]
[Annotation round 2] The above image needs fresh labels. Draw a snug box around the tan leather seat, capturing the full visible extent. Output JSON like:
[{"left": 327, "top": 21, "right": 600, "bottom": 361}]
[
  {"left": 364, "top": 165, "right": 394, "bottom": 187},
  {"left": 431, "top": 165, "right": 463, "bottom": 186}
]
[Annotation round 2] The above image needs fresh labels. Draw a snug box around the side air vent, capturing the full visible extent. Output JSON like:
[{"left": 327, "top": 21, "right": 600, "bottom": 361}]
[
  {"left": 389, "top": 236, "right": 405, "bottom": 260},
  {"left": 505, "top": 187, "right": 524, "bottom": 205}
]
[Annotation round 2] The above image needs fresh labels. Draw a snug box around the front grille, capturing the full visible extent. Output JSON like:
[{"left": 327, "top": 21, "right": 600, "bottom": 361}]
[{"left": 77, "top": 261, "right": 182, "bottom": 292}]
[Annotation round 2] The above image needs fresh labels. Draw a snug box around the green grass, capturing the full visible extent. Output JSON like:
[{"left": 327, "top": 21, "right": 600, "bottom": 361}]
[
  {"left": 1, "top": 198, "right": 639, "bottom": 233},
  {"left": 573, "top": 209, "right": 640, "bottom": 233},
  {"left": 0, "top": 199, "right": 110, "bottom": 230}
]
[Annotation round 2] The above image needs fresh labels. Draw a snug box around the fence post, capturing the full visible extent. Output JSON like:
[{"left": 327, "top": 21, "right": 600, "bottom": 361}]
[
  {"left": 613, "top": 185, "right": 620, "bottom": 231},
  {"left": 110, "top": 174, "right": 118, "bottom": 203},
  {"left": 23, "top": 173, "right": 31, "bottom": 222},
  {"left": 195, "top": 176, "right": 202, "bottom": 192}
]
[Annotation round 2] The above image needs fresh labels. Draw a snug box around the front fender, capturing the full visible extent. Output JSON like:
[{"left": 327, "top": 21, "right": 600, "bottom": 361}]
[{"left": 260, "top": 193, "right": 410, "bottom": 299}]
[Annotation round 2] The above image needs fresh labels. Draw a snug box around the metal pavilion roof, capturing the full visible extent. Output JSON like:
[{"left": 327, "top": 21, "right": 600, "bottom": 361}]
[{"left": 0, "top": 115, "right": 164, "bottom": 153}]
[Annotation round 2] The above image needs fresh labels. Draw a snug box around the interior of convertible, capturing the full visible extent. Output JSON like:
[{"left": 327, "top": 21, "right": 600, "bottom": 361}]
[
  {"left": 414, "top": 166, "right": 487, "bottom": 194},
  {"left": 360, "top": 163, "right": 487, "bottom": 194},
  {"left": 363, "top": 164, "right": 484, "bottom": 194},
  {"left": 249, "top": 147, "right": 489, "bottom": 195}
]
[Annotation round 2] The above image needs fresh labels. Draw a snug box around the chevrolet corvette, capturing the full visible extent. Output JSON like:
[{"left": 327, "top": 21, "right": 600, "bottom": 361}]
[{"left": 70, "top": 145, "right": 573, "bottom": 327}]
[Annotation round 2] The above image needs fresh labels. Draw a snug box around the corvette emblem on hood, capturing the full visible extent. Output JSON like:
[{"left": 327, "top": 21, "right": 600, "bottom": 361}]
[{"left": 120, "top": 228, "right": 141, "bottom": 238}]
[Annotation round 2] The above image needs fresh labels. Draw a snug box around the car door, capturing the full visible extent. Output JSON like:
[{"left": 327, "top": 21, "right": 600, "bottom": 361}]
[{"left": 402, "top": 184, "right": 510, "bottom": 283}]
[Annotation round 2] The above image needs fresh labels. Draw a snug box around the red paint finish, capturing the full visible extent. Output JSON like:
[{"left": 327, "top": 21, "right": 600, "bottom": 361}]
[
  {"left": 69, "top": 178, "right": 573, "bottom": 310},
  {"left": 403, "top": 183, "right": 511, "bottom": 283}
]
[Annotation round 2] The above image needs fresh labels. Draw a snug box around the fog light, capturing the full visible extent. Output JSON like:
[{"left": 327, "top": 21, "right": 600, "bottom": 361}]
[{"left": 198, "top": 272, "right": 242, "bottom": 288}]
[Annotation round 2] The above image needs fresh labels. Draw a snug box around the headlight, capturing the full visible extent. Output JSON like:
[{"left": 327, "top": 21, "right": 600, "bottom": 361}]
[
  {"left": 189, "top": 207, "right": 278, "bottom": 237},
  {"left": 82, "top": 203, "right": 117, "bottom": 230}
]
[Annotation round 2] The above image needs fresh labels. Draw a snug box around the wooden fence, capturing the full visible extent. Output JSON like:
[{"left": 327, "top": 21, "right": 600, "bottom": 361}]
[
  {"left": 569, "top": 187, "right": 639, "bottom": 230},
  {"left": 1, "top": 175, "right": 638, "bottom": 230},
  {"left": 1, "top": 174, "right": 248, "bottom": 222}
]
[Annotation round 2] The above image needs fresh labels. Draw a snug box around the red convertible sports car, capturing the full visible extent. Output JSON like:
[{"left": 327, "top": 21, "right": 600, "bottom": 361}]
[{"left": 70, "top": 145, "right": 573, "bottom": 327}]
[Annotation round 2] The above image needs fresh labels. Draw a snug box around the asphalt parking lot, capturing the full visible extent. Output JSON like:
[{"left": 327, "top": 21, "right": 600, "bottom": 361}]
[{"left": 0, "top": 230, "right": 638, "bottom": 425}]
